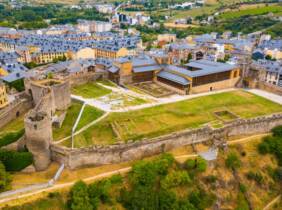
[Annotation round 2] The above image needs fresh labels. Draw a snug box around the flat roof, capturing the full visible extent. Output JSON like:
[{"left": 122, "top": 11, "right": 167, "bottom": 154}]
[
  {"left": 166, "top": 59, "right": 237, "bottom": 78},
  {"left": 133, "top": 65, "right": 161, "bottom": 73},
  {"left": 157, "top": 71, "right": 190, "bottom": 86}
]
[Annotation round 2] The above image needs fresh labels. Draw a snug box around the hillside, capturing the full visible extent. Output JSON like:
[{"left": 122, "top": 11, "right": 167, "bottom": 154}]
[{"left": 2, "top": 131, "right": 282, "bottom": 210}]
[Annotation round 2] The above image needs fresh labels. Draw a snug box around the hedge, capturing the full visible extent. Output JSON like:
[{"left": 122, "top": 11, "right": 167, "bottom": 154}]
[
  {"left": 0, "top": 129, "right": 25, "bottom": 148},
  {"left": 0, "top": 150, "right": 33, "bottom": 171}
]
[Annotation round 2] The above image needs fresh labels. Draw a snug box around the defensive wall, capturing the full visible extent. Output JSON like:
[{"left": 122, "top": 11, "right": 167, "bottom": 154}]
[
  {"left": 0, "top": 97, "right": 32, "bottom": 128},
  {"left": 68, "top": 72, "right": 108, "bottom": 87},
  {"left": 51, "top": 113, "right": 282, "bottom": 169}
]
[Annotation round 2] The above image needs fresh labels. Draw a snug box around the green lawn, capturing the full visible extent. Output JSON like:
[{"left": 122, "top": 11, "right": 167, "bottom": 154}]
[
  {"left": 53, "top": 101, "right": 104, "bottom": 141},
  {"left": 219, "top": 5, "right": 282, "bottom": 20},
  {"left": 71, "top": 82, "right": 112, "bottom": 99},
  {"left": 0, "top": 115, "right": 25, "bottom": 137},
  {"left": 67, "top": 90, "right": 282, "bottom": 148}
]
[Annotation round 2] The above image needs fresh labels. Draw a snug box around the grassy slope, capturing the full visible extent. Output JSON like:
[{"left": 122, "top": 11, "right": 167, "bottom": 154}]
[
  {"left": 71, "top": 83, "right": 112, "bottom": 99},
  {"left": 69, "top": 90, "right": 282, "bottom": 147},
  {"left": 53, "top": 101, "right": 103, "bottom": 141},
  {"left": 0, "top": 115, "right": 25, "bottom": 137},
  {"left": 219, "top": 4, "right": 282, "bottom": 19}
]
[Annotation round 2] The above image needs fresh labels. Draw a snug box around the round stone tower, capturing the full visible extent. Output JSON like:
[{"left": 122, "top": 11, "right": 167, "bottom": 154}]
[{"left": 25, "top": 110, "right": 52, "bottom": 171}]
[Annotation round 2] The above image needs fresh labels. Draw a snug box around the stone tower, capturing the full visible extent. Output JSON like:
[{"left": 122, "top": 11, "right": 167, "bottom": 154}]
[{"left": 24, "top": 110, "right": 52, "bottom": 171}]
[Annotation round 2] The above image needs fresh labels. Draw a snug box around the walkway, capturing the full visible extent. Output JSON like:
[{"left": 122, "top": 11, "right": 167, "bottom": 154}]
[
  {"left": 246, "top": 89, "right": 282, "bottom": 105},
  {"left": 72, "top": 85, "right": 236, "bottom": 113}
]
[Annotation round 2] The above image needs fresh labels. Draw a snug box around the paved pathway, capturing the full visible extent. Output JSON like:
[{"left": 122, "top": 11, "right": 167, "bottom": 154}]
[{"left": 246, "top": 89, "right": 282, "bottom": 105}]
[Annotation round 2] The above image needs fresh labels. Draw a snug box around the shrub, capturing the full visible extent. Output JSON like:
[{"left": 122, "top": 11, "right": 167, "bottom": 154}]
[
  {"left": 258, "top": 136, "right": 282, "bottom": 165},
  {"left": 161, "top": 171, "right": 191, "bottom": 189},
  {"left": 186, "top": 159, "right": 196, "bottom": 170},
  {"left": 88, "top": 179, "right": 112, "bottom": 205},
  {"left": 69, "top": 180, "right": 92, "bottom": 210},
  {"left": 195, "top": 157, "right": 207, "bottom": 172},
  {"left": 204, "top": 175, "right": 217, "bottom": 184},
  {"left": 0, "top": 149, "right": 33, "bottom": 171},
  {"left": 189, "top": 188, "right": 216, "bottom": 210},
  {"left": 225, "top": 152, "right": 241, "bottom": 170},
  {"left": 0, "top": 129, "right": 25, "bottom": 148},
  {"left": 274, "top": 167, "right": 282, "bottom": 182},
  {"left": 246, "top": 171, "right": 264, "bottom": 185},
  {"left": 0, "top": 161, "right": 11, "bottom": 192},
  {"left": 272, "top": 125, "right": 282, "bottom": 137},
  {"left": 239, "top": 184, "right": 247, "bottom": 193},
  {"left": 185, "top": 157, "right": 207, "bottom": 172}
]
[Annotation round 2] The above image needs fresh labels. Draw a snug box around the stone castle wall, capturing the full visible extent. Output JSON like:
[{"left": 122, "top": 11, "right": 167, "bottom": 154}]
[
  {"left": 0, "top": 98, "right": 32, "bottom": 128},
  {"left": 51, "top": 113, "right": 282, "bottom": 169},
  {"left": 69, "top": 72, "right": 107, "bottom": 87}
]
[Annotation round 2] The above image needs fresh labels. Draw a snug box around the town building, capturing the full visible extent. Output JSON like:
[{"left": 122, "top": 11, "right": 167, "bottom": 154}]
[
  {"left": 77, "top": 20, "right": 112, "bottom": 33},
  {"left": 0, "top": 81, "right": 8, "bottom": 109}
]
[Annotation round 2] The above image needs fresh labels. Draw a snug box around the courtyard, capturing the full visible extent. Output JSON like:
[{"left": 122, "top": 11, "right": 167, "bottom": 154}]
[
  {"left": 60, "top": 90, "right": 282, "bottom": 148},
  {"left": 130, "top": 82, "right": 175, "bottom": 98}
]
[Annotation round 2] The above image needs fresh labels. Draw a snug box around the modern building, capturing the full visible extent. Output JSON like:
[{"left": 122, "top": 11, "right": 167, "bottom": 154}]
[{"left": 107, "top": 57, "right": 240, "bottom": 94}]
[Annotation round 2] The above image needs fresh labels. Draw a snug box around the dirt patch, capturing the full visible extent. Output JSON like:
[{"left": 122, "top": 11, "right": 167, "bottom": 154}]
[{"left": 132, "top": 82, "right": 175, "bottom": 98}]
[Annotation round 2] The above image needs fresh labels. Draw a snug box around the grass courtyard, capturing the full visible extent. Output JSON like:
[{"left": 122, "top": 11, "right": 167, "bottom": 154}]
[
  {"left": 53, "top": 101, "right": 104, "bottom": 141},
  {"left": 61, "top": 90, "right": 282, "bottom": 148},
  {"left": 71, "top": 82, "right": 112, "bottom": 99}
]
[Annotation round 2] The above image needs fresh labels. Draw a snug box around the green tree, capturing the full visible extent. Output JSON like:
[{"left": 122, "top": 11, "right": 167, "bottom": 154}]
[
  {"left": 69, "top": 181, "right": 92, "bottom": 210},
  {"left": 161, "top": 171, "right": 191, "bottom": 189}
]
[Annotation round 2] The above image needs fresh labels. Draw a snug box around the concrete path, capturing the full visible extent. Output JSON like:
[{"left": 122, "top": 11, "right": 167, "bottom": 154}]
[
  {"left": 246, "top": 89, "right": 282, "bottom": 105},
  {"left": 72, "top": 87, "right": 237, "bottom": 113}
]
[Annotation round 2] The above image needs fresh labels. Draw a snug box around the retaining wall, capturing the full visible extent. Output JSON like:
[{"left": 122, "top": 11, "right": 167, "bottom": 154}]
[{"left": 51, "top": 113, "right": 282, "bottom": 169}]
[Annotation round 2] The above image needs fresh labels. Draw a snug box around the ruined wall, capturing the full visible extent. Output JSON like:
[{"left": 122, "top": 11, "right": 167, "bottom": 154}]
[
  {"left": 0, "top": 98, "right": 32, "bottom": 128},
  {"left": 28, "top": 79, "right": 71, "bottom": 112},
  {"left": 52, "top": 81, "right": 71, "bottom": 111},
  {"left": 256, "top": 82, "right": 282, "bottom": 96},
  {"left": 51, "top": 113, "right": 282, "bottom": 169},
  {"left": 25, "top": 110, "right": 52, "bottom": 171},
  {"left": 69, "top": 72, "right": 107, "bottom": 87}
]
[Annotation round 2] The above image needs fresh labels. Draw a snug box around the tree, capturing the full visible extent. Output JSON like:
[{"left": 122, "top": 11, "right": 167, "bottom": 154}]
[
  {"left": 161, "top": 171, "right": 191, "bottom": 189},
  {"left": 195, "top": 157, "right": 207, "bottom": 172},
  {"left": 69, "top": 181, "right": 92, "bottom": 210},
  {"left": 225, "top": 152, "right": 241, "bottom": 170},
  {"left": 271, "top": 125, "right": 282, "bottom": 137},
  {"left": 0, "top": 161, "right": 11, "bottom": 192}
]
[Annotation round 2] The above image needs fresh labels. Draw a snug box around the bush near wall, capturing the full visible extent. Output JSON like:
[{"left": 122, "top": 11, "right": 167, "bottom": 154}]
[
  {"left": 0, "top": 150, "right": 33, "bottom": 171},
  {"left": 0, "top": 129, "right": 25, "bottom": 148}
]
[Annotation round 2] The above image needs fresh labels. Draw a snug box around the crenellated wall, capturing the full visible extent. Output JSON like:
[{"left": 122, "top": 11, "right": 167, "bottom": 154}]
[{"left": 51, "top": 113, "right": 282, "bottom": 169}]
